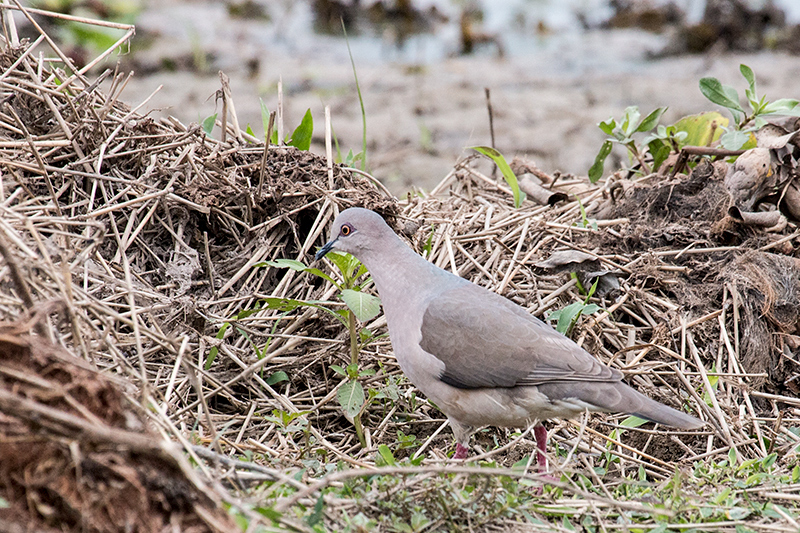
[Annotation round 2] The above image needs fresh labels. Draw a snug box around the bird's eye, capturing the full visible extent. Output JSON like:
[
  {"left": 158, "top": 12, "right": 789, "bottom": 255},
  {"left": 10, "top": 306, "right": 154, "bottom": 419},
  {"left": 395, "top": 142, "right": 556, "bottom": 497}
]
[{"left": 340, "top": 223, "right": 353, "bottom": 237}]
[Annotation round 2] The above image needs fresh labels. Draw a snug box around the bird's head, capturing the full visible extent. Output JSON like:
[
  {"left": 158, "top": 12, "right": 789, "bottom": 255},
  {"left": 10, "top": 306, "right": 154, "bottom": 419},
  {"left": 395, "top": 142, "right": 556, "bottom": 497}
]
[{"left": 315, "top": 207, "right": 393, "bottom": 262}]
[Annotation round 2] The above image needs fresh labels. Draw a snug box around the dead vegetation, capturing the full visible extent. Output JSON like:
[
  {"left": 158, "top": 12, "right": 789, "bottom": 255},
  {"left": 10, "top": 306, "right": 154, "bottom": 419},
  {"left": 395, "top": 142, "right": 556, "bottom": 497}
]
[{"left": 0, "top": 5, "right": 799, "bottom": 532}]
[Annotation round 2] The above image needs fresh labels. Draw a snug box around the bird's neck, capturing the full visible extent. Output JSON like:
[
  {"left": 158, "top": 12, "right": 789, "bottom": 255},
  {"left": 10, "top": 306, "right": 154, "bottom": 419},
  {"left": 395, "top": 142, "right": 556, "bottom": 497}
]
[{"left": 360, "top": 236, "right": 455, "bottom": 306}]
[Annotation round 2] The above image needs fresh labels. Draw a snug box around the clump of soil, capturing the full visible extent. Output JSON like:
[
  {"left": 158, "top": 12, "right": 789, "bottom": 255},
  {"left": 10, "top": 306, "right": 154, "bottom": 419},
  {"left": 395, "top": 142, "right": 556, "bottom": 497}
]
[
  {"left": 0, "top": 315, "right": 236, "bottom": 532},
  {"left": 588, "top": 159, "right": 800, "bottom": 396},
  {"left": 597, "top": 159, "right": 732, "bottom": 251},
  {"left": 723, "top": 251, "right": 800, "bottom": 394}
]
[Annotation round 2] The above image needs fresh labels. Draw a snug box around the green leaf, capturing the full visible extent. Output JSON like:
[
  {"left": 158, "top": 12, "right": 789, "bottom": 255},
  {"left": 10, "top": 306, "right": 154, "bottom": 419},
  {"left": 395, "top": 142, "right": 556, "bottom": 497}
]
[
  {"left": 621, "top": 106, "right": 641, "bottom": 137},
  {"left": 255, "top": 505, "right": 282, "bottom": 523},
  {"left": 648, "top": 139, "right": 671, "bottom": 173},
  {"left": 325, "top": 250, "right": 359, "bottom": 279},
  {"left": 261, "top": 297, "right": 306, "bottom": 312},
  {"left": 288, "top": 108, "right": 314, "bottom": 151},
  {"left": 330, "top": 364, "right": 345, "bottom": 375},
  {"left": 699, "top": 77, "right": 744, "bottom": 112},
  {"left": 598, "top": 118, "right": 617, "bottom": 136},
  {"left": 672, "top": 112, "right": 728, "bottom": 147},
  {"left": 586, "top": 277, "right": 600, "bottom": 299},
  {"left": 581, "top": 303, "right": 600, "bottom": 315},
  {"left": 245, "top": 124, "right": 255, "bottom": 137},
  {"left": 359, "top": 328, "right": 374, "bottom": 344},
  {"left": 589, "top": 140, "right": 613, "bottom": 183},
  {"left": 635, "top": 107, "right": 667, "bottom": 133},
  {"left": 259, "top": 259, "right": 338, "bottom": 286},
  {"left": 261, "top": 297, "right": 347, "bottom": 326},
  {"left": 410, "top": 511, "right": 431, "bottom": 531},
  {"left": 304, "top": 268, "right": 338, "bottom": 285},
  {"left": 205, "top": 321, "right": 231, "bottom": 369},
  {"left": 263, "top": 258, "right": 308, "bottom": 271},
  {"left": 377, "top": 444, "right": 396, "bottom": 466},
  {"left": 727, "top": 507, "right": 752, "bottom": 520},
  {"left": 201, "top": 113, "right": 217, "bottom": 135},
  {"left": 340, "top": 289, "right": 381, "bottom": 322},
  {"left": 306, "top": 494, "right": 325, "bottom": 527},
  {"left": 337, "top": 379, "right": 365, "bottom": 419},
  {"left": 740, "top": 64, "right": 756, "bottom": 100},
  {"left": 267, "top": 371, "right": 289, "bottom": 385},
  {"left": 554, "top": 302, "right": 583, "bottom": 335},
  {"left": 345, "top": 363, "right": 359, "bottom": 380},
  {"left": 471, "top": 146, "right": 525, "bottom": 208},
  {"left": 724, "top": 84, "right": 743, "bottom": 109},
  {"left": 761, "top": 98, "right": 800, "bottom": 115},
  {"left": 761, "top": 452, "right": 777, "bottom": 469},
  {"left": 68, "top": 23, "right": 126, "bottom": 53},
  {"left": 342, "top": 20, "right": 368, "bottom": 170},
  {"left": 719, "top": 130, "right": 754, "bottom": 150},
  {"left": 620, "top": 415, "right": 649, "bottom": 428}
]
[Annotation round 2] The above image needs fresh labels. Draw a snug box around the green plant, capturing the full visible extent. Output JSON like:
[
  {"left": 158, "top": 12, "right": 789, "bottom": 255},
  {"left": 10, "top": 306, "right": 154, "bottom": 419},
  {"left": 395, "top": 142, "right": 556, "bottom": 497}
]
[
  {"left": 590, "top": 106, "right": 667, "bottom": 182},
  {"left": 576, "top": 197, "right": 597, "bottom": 230},
  {"left": 201, "top": 113, "right": 217, "bottom": 136},
  {"left": 261, "top": 253, "right": 382, "bottom": 447},
  {"left": 342, "top": 20, "right": 368, "bottom": 171},
  {"left": 205, "top": 301, "right": 272, "bottom": 369},
  {"left": 700, "top": 64, "right": 800, "bottom": 149},
  {"left": 591, "top": 104, "right": 733, "bottom": 181},
  {"left": 254, "top": 100, "right": 314, "bottom": 149},
  {"left": 471, "top": 146, "right": 525, "bottom": 207},
  {"left": 546, "top": 278, "right": 602, "bottom": 336},
  {"left": 264, "top": 409, "right": 310, "bottom": 436},
  {"left": 603, "top": 415, "right": 648, "bottom": 464}
]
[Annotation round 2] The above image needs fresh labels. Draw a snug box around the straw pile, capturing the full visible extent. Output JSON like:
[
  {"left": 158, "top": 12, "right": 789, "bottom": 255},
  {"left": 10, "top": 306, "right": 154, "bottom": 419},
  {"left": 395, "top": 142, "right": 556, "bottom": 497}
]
[{"left": 1, "top": 5, "right": 799, "bottom": 532}]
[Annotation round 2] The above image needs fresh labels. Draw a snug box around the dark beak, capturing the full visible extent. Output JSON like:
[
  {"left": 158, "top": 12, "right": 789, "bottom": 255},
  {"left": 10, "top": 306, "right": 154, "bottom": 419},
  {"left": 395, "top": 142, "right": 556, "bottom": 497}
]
[{"left": 315, "top": 238, "right": 337, "bottom": 261}]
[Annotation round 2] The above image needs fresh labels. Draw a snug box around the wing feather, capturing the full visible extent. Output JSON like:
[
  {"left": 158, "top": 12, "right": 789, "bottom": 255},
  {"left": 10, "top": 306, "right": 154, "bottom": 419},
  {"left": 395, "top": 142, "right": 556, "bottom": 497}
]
[{"left": 419, "top": 284, "right": 621, "bottom": 389}]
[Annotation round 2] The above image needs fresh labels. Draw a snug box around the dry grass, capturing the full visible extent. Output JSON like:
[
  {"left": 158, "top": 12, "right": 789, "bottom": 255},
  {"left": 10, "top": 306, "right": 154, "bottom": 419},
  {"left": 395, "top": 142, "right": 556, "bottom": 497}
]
[{"left": 0, "top": 5, "right": 799, "bottom": 532}]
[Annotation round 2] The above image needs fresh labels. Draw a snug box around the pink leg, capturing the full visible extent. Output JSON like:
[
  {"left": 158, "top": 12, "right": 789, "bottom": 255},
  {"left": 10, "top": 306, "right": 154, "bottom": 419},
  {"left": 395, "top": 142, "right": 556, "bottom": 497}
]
[
  {"left": 533, "top": 424, "right": 548, "bottom": 472},
  {"left": 454, "top": 442, "right": 469, "bottom": 459}
]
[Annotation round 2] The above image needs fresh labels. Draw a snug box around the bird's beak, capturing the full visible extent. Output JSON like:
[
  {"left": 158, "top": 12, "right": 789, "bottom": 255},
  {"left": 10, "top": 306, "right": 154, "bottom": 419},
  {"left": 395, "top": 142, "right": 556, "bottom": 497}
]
[{"left": 315, "top": 238, "right": 337, "bottom": 261}]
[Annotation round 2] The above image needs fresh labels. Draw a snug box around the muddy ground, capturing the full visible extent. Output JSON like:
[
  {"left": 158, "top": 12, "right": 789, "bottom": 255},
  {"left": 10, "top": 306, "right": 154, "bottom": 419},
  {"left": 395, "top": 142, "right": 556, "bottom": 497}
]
[{"left": 114, "top": 0, "right": 800, "bottom": 194}]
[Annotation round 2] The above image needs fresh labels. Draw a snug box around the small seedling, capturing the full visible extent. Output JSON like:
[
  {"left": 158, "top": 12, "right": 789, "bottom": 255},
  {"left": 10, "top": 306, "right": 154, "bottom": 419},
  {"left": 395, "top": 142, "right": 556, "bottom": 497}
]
[
  {"left": 201, "top": 113, "right": 217, "bottom": 136},
  {"left": 576, "top": 197, "right": 597, "bottom": 230},
  {"left": 546, "top": 278, "right": 602, "bottom": 337},
  {"left": 262, "top": 253, "right": 382, "bottom": 447},
  {"left": 471, "top": 146, "right": 525, "bottom": 208},
  {"left": 259, "top": 101, "right": 314, "bottom": 149},
  {"left": 590, "top": 106, "right": 667, "bottom": 181},
  {"left": 700, "top": 64, "right": 800, "bottom": 149}
]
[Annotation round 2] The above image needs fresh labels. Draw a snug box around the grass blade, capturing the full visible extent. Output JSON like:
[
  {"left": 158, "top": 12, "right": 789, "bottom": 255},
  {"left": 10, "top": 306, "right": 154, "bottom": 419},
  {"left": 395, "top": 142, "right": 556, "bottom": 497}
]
[
  {"left": 471, "top": 146, "right": 524, "bottom": 208},
  {"left": 342, "top": 20, "right": 367, "bottom": 170}
]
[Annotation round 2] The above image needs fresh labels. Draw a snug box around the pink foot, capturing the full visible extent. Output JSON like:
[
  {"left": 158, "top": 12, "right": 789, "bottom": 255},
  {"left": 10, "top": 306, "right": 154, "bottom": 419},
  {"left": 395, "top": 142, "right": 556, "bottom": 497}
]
[
  {"left": 533, "top": 424, "right": 548, "bottom": 473},
  {"left": 532, "top": 424, "right": 558, "bottom": 492},
  {"left": 453, "top": 443, "right": 469, "bottom": 459}
]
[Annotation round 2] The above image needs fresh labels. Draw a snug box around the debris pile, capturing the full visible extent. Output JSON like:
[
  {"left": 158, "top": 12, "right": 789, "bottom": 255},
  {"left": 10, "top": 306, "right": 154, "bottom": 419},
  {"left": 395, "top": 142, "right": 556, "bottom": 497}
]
[{"left": 0, "top": 5, "right": 798, "bottom": 531}]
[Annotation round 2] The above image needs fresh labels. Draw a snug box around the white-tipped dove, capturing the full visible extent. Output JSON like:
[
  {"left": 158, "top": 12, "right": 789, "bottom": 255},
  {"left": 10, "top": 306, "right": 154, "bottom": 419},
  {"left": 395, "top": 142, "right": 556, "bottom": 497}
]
[{"left": 316, "top": 208, "right": 704, "bottom": 465}]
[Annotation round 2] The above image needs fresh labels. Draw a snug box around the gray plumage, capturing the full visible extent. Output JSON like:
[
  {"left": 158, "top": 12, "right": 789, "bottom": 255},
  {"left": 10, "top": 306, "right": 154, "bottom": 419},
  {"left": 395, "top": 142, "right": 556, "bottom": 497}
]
[{"left": 316, "top": 208, "right": 704, "bottom": 456}]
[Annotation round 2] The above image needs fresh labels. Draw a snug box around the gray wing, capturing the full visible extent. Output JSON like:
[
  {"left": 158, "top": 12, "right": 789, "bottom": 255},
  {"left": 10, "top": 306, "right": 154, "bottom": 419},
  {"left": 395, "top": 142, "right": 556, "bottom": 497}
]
[{"left": 419, "top": 283, "right": 622, "bottom": 389}]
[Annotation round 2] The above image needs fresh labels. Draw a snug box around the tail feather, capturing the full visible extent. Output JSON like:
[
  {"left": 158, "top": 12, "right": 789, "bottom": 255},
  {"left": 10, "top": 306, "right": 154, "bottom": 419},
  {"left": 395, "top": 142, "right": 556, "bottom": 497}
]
[{"left": 538, "top": 381, "right": 704, "bottom": 430}]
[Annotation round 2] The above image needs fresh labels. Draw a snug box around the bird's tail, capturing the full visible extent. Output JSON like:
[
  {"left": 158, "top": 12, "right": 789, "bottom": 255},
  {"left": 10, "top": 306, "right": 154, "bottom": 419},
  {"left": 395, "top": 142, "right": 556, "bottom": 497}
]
[{"left": 538, "top": 381, "right": 704, "bottom": 430}]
